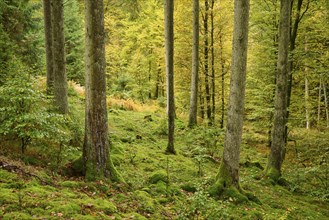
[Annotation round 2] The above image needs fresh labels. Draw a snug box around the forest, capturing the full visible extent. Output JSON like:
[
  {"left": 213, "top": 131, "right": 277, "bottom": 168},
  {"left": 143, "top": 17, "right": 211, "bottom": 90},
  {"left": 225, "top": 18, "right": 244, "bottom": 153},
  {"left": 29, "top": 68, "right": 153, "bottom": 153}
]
[{"left": 0, "top": 0, "right": 328, "bottom": 219}]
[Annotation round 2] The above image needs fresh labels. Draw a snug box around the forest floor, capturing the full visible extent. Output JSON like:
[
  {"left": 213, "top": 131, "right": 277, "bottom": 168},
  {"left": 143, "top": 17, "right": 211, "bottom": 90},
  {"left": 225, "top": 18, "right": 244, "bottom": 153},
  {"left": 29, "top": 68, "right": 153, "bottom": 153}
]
[{"left": 0, "top": 93, "right": 328, "bottom": 219}]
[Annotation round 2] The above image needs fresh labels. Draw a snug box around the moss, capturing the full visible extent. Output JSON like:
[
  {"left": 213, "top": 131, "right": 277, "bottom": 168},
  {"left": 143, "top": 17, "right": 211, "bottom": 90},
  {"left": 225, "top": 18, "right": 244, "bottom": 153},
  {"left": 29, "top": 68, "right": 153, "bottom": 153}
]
[
  {"left": 266, "top": 166, "right": 281, "bottom": 182},
  {"left": 148, "top": 170, "right": 168, "bottom": 184},
  {"left": 60, "top": 180, "right": 82, "bottom": 188},
  {"left": 134, "top": 190, "right": 156, "bottom": 213},
  {"left": 0, "top": 188, "right": 17, "bottom": 204},
  {"left": 107, "top": 157, "right": 125, "bottom": 183},
  {"left": 76, "top": 197, "right": 117, "bottom": 214},
  {"left": 49, "top": 202, "right": 81, "bottom": 216},
  {"left": 3, "top": 211, "right": 32, "bottom": 220},
  {"left": 123, "top": 212, "right": 148, "bottom": 220}
]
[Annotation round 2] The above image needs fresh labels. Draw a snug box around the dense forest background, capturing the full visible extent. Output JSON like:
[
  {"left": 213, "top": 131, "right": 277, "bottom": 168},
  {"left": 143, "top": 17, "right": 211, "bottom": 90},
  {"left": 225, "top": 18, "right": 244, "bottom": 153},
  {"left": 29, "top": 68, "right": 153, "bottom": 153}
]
[{"left": 0, "top": 0, "right": 328, "bottom": 219}]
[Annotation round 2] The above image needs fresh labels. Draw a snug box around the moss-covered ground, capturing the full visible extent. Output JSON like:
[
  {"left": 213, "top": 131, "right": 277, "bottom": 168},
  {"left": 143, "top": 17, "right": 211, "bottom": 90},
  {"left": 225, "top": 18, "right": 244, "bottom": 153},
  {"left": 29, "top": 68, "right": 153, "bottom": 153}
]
[{"left": 0, "top": 95, "right": 328, "bottom": 219}]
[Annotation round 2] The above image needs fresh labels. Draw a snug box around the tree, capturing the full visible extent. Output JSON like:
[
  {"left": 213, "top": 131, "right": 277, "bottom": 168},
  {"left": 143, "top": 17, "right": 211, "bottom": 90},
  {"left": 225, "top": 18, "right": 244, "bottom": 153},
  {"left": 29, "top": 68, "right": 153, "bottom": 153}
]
[
  {"left": 211, "top": 0, "right": 250, "bottom": 194},
  {"left": 43, "top": 0, "right": 54, "bottom": 94},
  {"left": 83, "top": 0, "right": 121, "bottom": 181},
  {"left": 188, "top": 0, "right": 200, "bottom": 128},
  {"left": 51, "top": 0, "right": 68, "bottom": 114},
  {"left": 266, "top": 0, "right": 291, "bottom": 181},
  {"left": 164, "top": 0, "right": 175, "bottom": 154}
]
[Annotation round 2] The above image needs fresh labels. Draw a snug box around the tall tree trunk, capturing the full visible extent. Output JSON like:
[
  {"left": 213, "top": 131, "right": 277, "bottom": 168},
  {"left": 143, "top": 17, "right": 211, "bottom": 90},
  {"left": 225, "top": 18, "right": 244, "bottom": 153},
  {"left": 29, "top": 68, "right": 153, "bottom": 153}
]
[
  {"left": 188, "top": 0, "right": 200, "bottom": 128},
  {"left": 317, "top": 79, "right": 322, "bottom": 127},
  {"left": 219, "top": 34, "right": 225, "bottom": 129},
  {"left": 266, "top": 0, "right": 291, "bottom": 181},
  {"left": 210, "top": 0, "right": 215, "bottom": 125},
  {"left": 164, "top": 0, "right": 175, "bottom": 154},
  {"left": 199, "top": 83, "right": 205, "bottom": 119},
  {"left": 83, "top": 0, "right": 110, "bottom": 180},
  {"left": 304, "top": 38, "right": 310, "bottom": 129},
  {"left": 51, "top": 0, "right": 68, "bottom": 114},
  {"left": 212, "top": 0, "right": 250, "bottom": 193},
  {"left": 286, "top": 0, "right": 306, "bottom": 139},
  {"left": 43, "top": 0, "right": 54, "bottom": 94},
  {"left": 155, "top": 65, "right": 161, "bottom": 99},
  {"left": 323, "top": 83, "right": 329, "bottom": 128},
  {"left": 203, "top": 0, "right": 211, "bottom": 125}
]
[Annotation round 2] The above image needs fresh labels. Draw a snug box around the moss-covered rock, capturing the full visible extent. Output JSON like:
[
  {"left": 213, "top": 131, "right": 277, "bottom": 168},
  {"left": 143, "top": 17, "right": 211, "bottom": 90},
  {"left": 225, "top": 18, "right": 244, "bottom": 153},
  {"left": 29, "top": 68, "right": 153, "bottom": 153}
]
[
  {"left": 134, "top": 190, "right": 156, "bottom": 213},
  {"left": 181, "top": 182, "right": 197, "bottom": 193},
  {"left": 148, "top": 170, "right": 168, "bottom": 184}
]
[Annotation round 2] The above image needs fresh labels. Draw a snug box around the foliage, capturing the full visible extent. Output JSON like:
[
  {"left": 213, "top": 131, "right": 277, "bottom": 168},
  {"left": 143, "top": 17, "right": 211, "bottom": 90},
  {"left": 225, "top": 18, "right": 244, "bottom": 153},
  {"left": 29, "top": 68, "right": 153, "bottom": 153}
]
[{"left": 0, "top": 65, "right": 68, "bottom": 153}]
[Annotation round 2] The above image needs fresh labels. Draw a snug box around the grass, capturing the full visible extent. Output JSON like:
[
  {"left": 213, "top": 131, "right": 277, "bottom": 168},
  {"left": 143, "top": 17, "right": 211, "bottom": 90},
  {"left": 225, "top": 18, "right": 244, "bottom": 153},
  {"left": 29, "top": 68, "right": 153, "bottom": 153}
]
[{"left": 0, "top": 94, "right": 328, "bottom": 219}]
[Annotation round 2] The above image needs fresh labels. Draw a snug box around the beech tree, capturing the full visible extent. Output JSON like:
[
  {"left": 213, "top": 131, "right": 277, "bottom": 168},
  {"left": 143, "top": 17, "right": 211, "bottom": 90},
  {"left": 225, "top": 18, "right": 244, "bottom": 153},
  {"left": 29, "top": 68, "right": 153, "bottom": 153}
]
[
  {"left": 164, "top": 0, "right": 175, "bottom": 154},
  {"left": 266, "top": 0, "right": 291, "bottom": 181},
  {"left": 83, "top": 0, "right": 120, "bottom": 181},
  {"left": 51, "top": 0, "right": 68, "bottom": 114},
  {"left": 43, "top": 0, "right": 54, "bottom": 94},
  {"left": 211, "top": 0, "right": 250, "bottom": 194},
  {"left": 188, "top": 0, "right": 200, "bottom": 127}
]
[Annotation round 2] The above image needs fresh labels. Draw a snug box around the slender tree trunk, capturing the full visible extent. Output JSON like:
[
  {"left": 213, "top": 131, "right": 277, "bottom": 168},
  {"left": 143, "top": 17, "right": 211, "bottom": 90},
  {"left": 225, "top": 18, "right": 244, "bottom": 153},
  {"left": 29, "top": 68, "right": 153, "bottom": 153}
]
[
  {"left": 210, "top": 0, "right": 215, "bottom": 125},
  {"left": 219, "top": 34, "right": 225, "bottom": 129},
  {"left": 199, "top": 83, "right": 205, "bottom": 119},
  {"left": 203, "top": 0, "right": 211, "bottom": 125},
  {"left": 323, "top": 83, "right": 329, "bottom": 128},
  {"left": 318, "top": 79, "right": 322, "bottom": 127},
  {"left": 155, "top": 66, "right": 161, "bottom": 99},
  {"left": 164, "top": 0, "right": 175, "bottom": 154},
  {"left": 43, "top": 0, "right": 54, "bottom": 94},
  {"left": 286, "top": 0, "right": 305, "bottom": 139},
  {"left": 83, "top": 0, "right": 110, "bottom": 180},
  {"left": 213, "top": 0, "right": 250, "bottom": 193},
  {"left": 304, "top": 38, "right": 310, "bottom": 129},
  {"left": 266, "top": 0, "right": 291, "bottom": 181},
  {"left": 148, "top": 61, "right": 152, "bottom": 99},
  {"left": 188, "top": 0, "right": 200, "bottom": 128},
  {"left": 52, "top": 0, "right": 68, "bottom": 114}
]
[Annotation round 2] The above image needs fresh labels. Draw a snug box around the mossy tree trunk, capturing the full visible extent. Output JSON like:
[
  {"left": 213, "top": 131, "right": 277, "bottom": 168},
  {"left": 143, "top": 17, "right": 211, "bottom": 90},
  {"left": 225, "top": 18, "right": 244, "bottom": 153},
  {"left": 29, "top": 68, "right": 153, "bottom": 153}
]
[
  {"left": 188, "top": 0, "right": 199, "bottom": 128},
  {"left": 164, "top": 0, "right": 176, "bottom": 154},
  {"left": 83, "top": 0, "right": 111, "bottom": 181},
  {"left": 43, "top": 0, "right": 54, "bottom": 95},
  {"left": 266, "top": 0, "right": 291, "bottom": 181},
  {"left": 212, "top": 0, "right": 250, "bottom": 194},
  {"left": 51, "top": 0, "right": 68, "bottom": 114}
]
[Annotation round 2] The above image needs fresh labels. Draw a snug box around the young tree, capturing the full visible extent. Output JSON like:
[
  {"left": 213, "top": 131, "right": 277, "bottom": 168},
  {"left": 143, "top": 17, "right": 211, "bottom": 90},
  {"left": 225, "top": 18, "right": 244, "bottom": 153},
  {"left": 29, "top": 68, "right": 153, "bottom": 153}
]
[
  {"left": 43, "top": 0, "right": 54, "bottom": 94},
  {"left": 188, "top": 0, "right": 200, "bottom": 128},
  {"left": 164, "top": 0, "right": 175, "bottom": 154},
  {"left": 266, "top": 0, "right": 291, "bottom": 181},
  {"left": 83, "top": 0, "right": 111, "bottom": 180},
  {"left": 211, "top": 0, "right": 250, "bottom": 194},
  {"left": 51, "top": 0, "right": 68, "bottom": 114}
]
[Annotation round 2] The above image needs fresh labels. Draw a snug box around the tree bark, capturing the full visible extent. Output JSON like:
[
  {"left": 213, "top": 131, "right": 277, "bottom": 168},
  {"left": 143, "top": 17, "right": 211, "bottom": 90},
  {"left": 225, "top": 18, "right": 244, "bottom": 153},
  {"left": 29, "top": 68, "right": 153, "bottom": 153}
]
[
  {"left": 219, "top": 34, "right": 225, "bottom": 129},
  {"left": 304, "top": 38, "right": 310, "bottom": 129},
  {"left": 266, "top": 0, "right": 291, "bottom": 181},
  {"left": 188, "top": 0, "right": 200, "bottom": 128},
  {"left": 317, "top": 79, "right": 322, "bottom": 127},
  {"left": 164, "top": 0, "right": 175, "bottom": 154},
  {"left": 203, "top": 0, "right": 211, "bottom": 125},
  {"left": 210, "top": 0, "right": 215, "bottom": 125},
  {"left": 51, "top": 0, "right": 68, "bottom": 114},
  {"left": 83, "top": 0, "right": 110, "bottom": 180},
  {"left": 43, "top": 0, "right": 54, "bottom": 94},
  {"left": 213, "top": 0, "right": 250, "bottom": 192},
  {"left": 323, "top": 83, "right": 329, "bottom": 128}
]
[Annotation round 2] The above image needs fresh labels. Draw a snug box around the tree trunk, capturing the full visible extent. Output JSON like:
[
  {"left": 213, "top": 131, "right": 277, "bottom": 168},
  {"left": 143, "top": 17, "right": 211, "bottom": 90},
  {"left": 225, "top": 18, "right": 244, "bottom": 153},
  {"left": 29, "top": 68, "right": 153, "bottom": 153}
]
[
  {"left": 317, "top": 79, "right": 322, "bottom": 127},
  {"left": 188, "top": 0, "right": 200, "bottom": 128},
  {"left": 323, "top": 83, "right": 329, "bottom": 128},
  {"left": 219, "top": 34, "right": 225, "bottom": 129},
  {"left": 266, "top": 0, "right": 291, "bottom": 181},
  {"left": 51, "top": 0, "right": 68, "bottom": 114},
  {"left": 83, "top": 0, "right": 110, "bottom": 181},
  {"left": 210, "top": 0, "right": 215, "bottom": 125},
  {"left": 203, "top": 0, "right": 211, "bottom": 125},
  {"left": 43, "top": 0, "right": 54, "bottom": 94},
  {"left": 304, "top": 38, "right": 310, "bottom": 129},
  {"left": 285, "top": 0, "right": 305, "bottom": 139},
  {"left": 164, "top": 0, "right": 175, "bottom": 154},
  {"left": 212, "top": 0, "right": 250, "bottom": 193}
]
